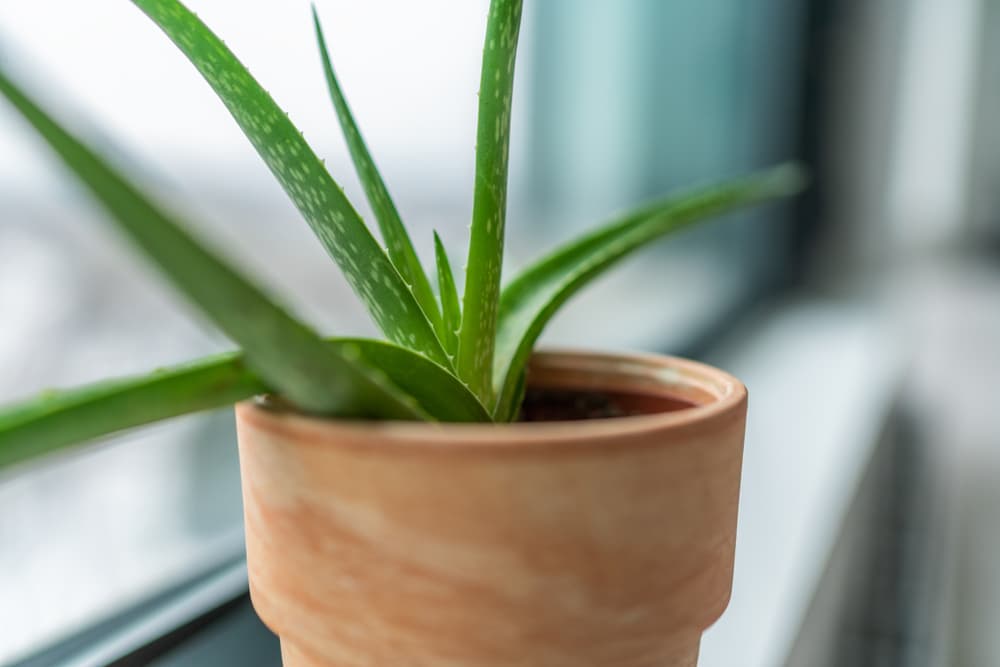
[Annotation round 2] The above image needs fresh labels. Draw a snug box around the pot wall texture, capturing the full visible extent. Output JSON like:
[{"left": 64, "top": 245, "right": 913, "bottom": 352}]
[{"left": 235, "top": 351, "right": 748, "bottom": 667}]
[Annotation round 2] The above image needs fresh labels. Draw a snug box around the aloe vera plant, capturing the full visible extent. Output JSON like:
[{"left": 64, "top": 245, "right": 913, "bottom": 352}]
[{"left": 0, "top": 0, "right": 804, "bottom": 469}]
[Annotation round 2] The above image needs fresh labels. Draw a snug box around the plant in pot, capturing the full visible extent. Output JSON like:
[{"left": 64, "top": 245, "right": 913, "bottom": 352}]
[{"left": 0, "top": 1, "right": 804, "bottom": 665}]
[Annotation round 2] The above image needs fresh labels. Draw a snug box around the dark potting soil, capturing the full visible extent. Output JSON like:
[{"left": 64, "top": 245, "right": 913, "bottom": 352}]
[{"left": 518, "top": 388, "right": 695, "bottom": 422}]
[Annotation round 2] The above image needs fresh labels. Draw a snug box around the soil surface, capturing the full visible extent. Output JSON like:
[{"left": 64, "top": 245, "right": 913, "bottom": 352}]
[{"left": 518, "top": 388, "right": 695, "bottom": 422}]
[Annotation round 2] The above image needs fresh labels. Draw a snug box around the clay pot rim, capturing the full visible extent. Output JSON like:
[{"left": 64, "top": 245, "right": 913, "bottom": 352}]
[{"left": 235, "top": 348, "right": 746, "bottom": 452}]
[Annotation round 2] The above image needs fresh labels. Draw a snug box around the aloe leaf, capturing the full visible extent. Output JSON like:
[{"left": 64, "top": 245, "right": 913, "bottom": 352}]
[
  {"left": 353, "top": 338, "right": 490, "bottom": 422},
  {"left": 132, "top": 0, "right": 449, "bottom": 367},
  {"left": 312, "top": 7, "right": 442, "bottom": 335},
  {"left": 0, "top": 67, "right": 427, "bottom": 422},
  {"left": 456, "top": 0, "right": 524, "bottom": 404},
  {"left": 433, "top": 231, "right": 462, "bottom": 355},
  {"left": 0, "top": 354, "right": 260, "bottom": 470},
  {"left": 0, "top": 338, "right": 490, "bottom": 470},
  {"left": 493, "top": 165, "right": 807, "bottom": 420}
]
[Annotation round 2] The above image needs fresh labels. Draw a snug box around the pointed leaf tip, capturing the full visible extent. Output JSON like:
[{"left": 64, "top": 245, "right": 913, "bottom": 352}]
[
  {"left": 133, "top": 0, "right": 449, "bottom": 367},
  {"left": 457, "top": 0, "right": 524, "bottom": 405},
  {"left": 312, "top": 6, "right": 443, "bottom": 337},
  {"left": 434, "top": 231, "right": 462, "bottom": 356}
]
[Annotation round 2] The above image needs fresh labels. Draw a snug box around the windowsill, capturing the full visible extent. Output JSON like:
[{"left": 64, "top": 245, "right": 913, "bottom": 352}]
[{"left": 700, "top": 298, "right": 902, "bottom": 666}]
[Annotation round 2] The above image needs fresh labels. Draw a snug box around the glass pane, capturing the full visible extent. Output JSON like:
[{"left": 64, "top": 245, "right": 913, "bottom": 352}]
[{"left": 522, "top": 0, "right": 805, "bottom": 352}]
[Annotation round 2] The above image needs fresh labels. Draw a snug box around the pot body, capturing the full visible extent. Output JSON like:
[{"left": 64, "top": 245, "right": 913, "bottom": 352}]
[{"left": 236, "top": 351, "right": 747, "bottom": 667}]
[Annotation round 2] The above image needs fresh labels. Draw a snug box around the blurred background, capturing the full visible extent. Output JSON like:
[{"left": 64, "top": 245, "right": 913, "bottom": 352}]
[{"left": 0, "top": 0, "right": 996, "bottom": 665}]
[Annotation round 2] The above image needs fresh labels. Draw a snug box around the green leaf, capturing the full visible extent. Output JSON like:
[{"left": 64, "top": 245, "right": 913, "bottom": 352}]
[
  {"left": 133, "top": 0, "right": 449, "bottom": 367},
  {"left": 312, "top": 7, "right": 443, "bottom": 337},
  {"left": 0, "top": 66, "right": 427, "bottom": 422},
  {"left": 0, "top": 355, "right": 260, "bottom": 470},
  {"left": 492, "top": 165, "right": 807, "bottom": 420},
  {"left": 0, "top": 338, "right": 492, "bottom": 470},
  {"left": 434, "top": 231, "right": 462, "bottom": 356},
  {"left": 355, "top": 338, "right": 488, "bottom": 422},
  {"left": 456, "top": 0, "right": 524, "bottom": 404}
]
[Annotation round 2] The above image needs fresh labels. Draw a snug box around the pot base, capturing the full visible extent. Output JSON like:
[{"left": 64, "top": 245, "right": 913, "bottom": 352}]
[
  {"left": 281, "top": 639, "right": 342, "bottom": 667},
  {"left": 278, "top": 635, "right": 701, "bottom": 667}
]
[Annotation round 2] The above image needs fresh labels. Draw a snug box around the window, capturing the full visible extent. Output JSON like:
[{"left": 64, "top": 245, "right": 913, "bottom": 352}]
[
  {"left": 0, "top": 1, "right": 808, "bottom": 662},
  {"left": 525, "top": 0, "right": 805, "bottom": 352}
]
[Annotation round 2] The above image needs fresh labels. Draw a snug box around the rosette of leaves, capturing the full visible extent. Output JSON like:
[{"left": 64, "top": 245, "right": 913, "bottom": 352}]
[{"left": 0, "top": 0, "right": 804, "bottom": 468}]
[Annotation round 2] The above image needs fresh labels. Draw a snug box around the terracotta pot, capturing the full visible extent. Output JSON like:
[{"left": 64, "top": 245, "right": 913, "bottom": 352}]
[{"left": 235, "top": 350, "right": 747, "bottom": 667}]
